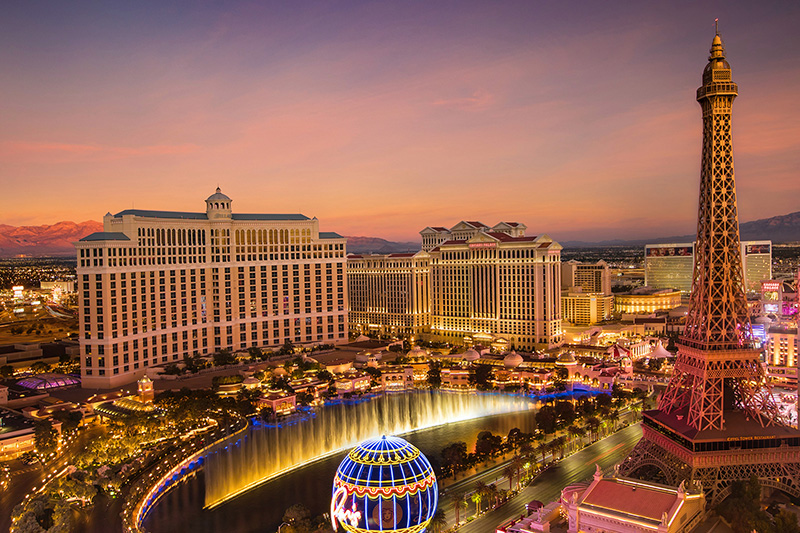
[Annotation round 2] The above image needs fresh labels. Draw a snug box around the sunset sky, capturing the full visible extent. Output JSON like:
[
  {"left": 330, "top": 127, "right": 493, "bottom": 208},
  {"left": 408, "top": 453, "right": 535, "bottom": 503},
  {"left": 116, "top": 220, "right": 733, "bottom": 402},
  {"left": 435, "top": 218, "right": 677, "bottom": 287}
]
[{"left": 2, "top": 1, "right": 799, "bottom": 242}]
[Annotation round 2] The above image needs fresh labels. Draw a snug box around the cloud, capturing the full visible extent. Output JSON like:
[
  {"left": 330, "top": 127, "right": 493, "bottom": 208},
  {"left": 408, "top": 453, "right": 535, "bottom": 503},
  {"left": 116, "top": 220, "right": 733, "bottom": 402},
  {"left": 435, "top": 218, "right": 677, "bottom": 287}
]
[
  {"left": 432, "top": 90, "right": 494, "bottom": 110},
  {"left": 0, "top": 141, "right": 200, "bottom": 160}
]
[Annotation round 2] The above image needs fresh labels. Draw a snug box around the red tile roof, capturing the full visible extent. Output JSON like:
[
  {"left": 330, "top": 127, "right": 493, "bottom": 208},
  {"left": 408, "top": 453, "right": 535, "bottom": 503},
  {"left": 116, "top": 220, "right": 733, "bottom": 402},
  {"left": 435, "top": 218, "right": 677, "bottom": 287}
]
[{"left": 581, "top": 479, "right": 677, "bottom": 521}]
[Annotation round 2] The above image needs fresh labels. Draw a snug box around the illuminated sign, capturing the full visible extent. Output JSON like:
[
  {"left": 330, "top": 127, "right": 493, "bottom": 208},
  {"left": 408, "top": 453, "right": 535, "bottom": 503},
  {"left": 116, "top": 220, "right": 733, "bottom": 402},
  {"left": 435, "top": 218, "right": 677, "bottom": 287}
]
[
  {"left": 469, "top": 242, "right": 496, "bottom": 249},
  {"left": 646, "top": 246, "right": 693, "bottom": 257},
  {"left": 746, "top": 243, "right": 770, "bottom": 255},
  {"left": 761, "top": 281, "right": 781, "bottom": 292},
  {"left": 331, "top": 486, "right": 362, "bottom": 531}
]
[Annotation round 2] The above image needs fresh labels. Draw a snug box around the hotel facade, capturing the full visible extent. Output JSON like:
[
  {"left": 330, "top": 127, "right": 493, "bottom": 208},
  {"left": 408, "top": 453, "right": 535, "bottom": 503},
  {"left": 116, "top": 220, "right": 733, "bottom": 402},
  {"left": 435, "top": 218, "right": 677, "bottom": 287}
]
[
  {"left": 347, "top": 252, "right": 431, "bottom": 339},
  {"left": 348, "top": 221, "right": 564, "bottom": 351},
  {"left": 75, "top": 189, "right": 347, "bottom": 389},
  {"left": 644, "top": 240, "right": 771, "bottom": 294}
]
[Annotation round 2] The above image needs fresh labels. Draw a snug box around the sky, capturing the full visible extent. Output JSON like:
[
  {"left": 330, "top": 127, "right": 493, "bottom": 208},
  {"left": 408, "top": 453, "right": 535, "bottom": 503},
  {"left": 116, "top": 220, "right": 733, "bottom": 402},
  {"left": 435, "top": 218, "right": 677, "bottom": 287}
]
[{"left": 1, "top": 1, "right": 799, "bottom": 242}]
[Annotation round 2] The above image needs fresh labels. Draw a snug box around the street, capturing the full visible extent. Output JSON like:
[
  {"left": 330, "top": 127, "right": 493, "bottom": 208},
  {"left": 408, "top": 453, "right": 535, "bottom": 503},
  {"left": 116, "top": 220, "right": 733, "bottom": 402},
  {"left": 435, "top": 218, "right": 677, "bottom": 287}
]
[{"left": 444, "top": 423, "right": 643, "bottom": 533}]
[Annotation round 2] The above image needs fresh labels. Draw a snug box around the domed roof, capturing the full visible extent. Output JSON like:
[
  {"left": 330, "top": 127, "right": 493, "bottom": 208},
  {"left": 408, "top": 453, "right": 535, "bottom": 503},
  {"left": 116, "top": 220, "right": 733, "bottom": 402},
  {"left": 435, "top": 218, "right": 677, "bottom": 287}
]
[
  {"left": 206, "top": 187, "right": 231, "bottom": 202},
  {"left": 332, "top": 435, "right": 438, "bottom": 532},
  {"left": 138, "top": 376, "right": 152, "bottom": 384},
  {"left": 407, "top": 345, "right": 428, "bottom": 358},
  {"left": 556, "top": 352, "right": 577, "bottom": 365},
  {"left": 462, "top": 348, "right": 480, "bottom": 362},
  {"left": 16, "top": 373, "right": 80, "bottom": 391},
  {"left": 503, "top": 351, "right": 523, "bottom": 368},
  {"left": 272, "top": 367, "right": 288, "bottom": 376}
]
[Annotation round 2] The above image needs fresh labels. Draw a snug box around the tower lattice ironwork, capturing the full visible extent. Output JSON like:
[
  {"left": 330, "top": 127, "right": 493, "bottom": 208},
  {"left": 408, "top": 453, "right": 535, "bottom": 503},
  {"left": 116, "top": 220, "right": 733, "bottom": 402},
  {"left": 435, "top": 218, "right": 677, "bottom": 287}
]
[
  {"left": 655, "top": 32, "right": 784, "bottom": 431},
  {"left": 618, "top": 29, "right": 800, "bottom": 505}
]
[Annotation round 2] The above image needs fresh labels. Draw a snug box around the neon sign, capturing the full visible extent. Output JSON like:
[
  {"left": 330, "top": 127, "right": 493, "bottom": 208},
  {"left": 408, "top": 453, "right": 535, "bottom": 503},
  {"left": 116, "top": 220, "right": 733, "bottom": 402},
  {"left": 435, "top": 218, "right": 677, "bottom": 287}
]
[{"left": 331, "top": 486, "right": 362, "bottom": 531}]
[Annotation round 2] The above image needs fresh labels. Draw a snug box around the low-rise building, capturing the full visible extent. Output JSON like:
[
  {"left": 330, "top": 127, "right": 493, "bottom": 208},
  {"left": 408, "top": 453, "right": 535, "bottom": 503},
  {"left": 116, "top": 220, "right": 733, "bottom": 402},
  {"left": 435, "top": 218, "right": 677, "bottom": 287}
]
[
  {"left": 257, "top": 390, "right": 296, "bottom": 416},
  {"left": 440, "top": 368, "right": 472, "bottom": 390},
  {"left": 615, "top": 288, "right": 682, "bottom": 315},
  {"left": 335, "top": 372, "right": 371, "bottom": 395},
  {"left": 380, "top": 367, "right": 414, "bottom": 391},
  {"left": 0, "top": 409, "right": 62, "bottom": 459},
  {"left": 561, "top": 469, "right": 705, "bottom": 533}
]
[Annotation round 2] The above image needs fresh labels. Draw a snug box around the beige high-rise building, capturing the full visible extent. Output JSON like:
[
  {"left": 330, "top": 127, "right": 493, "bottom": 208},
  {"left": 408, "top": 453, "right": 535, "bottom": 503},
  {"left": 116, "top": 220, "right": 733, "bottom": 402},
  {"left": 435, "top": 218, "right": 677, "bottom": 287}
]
[
  {"left": 766, "top": 326, "right": 799, "bottom": 367},
  {"left": 561, "top": 260, "right": 611, "bottom": 294},
  {"left": 426, "top": 224, "right": 562, "bottom": 351},
  {"left": 75, "top": 188, "right": 347, "bottom": 389},
  {"left": 347, "top": 252, "right": 430, "bottom": 339},
  {"left": 561, "top": 290, "right": 614, "bottom": 325}
]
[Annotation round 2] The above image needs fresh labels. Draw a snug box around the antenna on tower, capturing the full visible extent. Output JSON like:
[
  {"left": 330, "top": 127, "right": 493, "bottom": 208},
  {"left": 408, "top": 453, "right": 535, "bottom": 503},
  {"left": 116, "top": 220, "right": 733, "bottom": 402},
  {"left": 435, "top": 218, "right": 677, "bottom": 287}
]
[{"left": 715, "top": 18, "right": 719, "bottom": 35}]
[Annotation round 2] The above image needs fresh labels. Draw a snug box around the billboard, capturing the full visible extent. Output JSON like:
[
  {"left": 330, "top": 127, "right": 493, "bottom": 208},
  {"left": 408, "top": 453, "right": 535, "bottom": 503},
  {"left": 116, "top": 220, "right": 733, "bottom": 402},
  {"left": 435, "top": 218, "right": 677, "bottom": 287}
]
[
  {"left": 746, "top": 243, "right": 771, "bottom": 255},
  {"left": 646, "top": 245, "right": 693, "bottom": 257}
]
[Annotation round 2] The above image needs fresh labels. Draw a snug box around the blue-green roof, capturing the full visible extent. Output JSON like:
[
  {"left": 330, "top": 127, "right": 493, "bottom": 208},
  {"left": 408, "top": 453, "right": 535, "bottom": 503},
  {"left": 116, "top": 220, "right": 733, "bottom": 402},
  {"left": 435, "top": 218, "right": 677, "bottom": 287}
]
[
  {"left": 79, "top": 232, "right": 131, "bottom": 242},
  {"left": 233, "top": 213, "right": 309, "bottom": 221},
  {"left": 320, "top": 232, "right": 344, "bottom": 239},
  {"left": 114, "top": 209, "right": 309, "bottom": 221},
  {"left": 115, "top": 209, "right": 207, "bottom": 220}
]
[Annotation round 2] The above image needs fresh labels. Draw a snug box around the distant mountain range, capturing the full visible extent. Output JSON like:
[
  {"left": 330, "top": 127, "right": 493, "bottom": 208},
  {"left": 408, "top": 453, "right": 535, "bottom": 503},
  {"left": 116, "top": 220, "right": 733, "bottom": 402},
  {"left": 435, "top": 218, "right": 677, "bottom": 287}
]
[
  {"left": 344, "top": 236, "right": 419, "bottom": 254},
  {"left": 0, "top": 211, "right": 797, "bottom": 258},
  {"left": 560, "top": 211, "right": 800, "bottom": 248},
  {"left": 0, "top": 221, "right": 103, "bottom": 257}
]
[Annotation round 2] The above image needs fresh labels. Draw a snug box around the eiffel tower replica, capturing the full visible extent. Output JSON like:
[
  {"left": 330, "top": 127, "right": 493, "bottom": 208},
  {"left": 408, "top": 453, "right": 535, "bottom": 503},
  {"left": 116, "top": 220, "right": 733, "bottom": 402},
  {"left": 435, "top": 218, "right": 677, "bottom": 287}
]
[{"left": 618, "top": 28, "right": 800, "bottom": 505}]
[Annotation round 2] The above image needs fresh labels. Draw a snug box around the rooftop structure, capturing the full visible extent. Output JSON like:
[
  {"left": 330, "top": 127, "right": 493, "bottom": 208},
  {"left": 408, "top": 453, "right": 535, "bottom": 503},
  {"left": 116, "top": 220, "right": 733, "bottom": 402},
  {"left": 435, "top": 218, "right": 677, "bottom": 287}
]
[{"left": 561, "top": 469, "right": 705, "bottom": 533}]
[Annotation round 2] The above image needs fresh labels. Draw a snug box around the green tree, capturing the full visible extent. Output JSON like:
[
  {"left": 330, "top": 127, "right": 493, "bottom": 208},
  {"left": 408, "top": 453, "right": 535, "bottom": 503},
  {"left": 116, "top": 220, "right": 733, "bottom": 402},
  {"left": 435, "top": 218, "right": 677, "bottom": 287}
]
[
  {"left": 30, "top": 361, "right": 51, "bottom": 374},
  {"left": 427, "top": 361, "right": 442, "bottom": 388},
  {"left": 475, "top": 431, "right": 502, "bottom": 459},
  {"left": 213, "top": 349, "right": 237, "bottom": 366},
  {"left": 428, "top": 509, "right": 448, "bottom": 533},
  {"left": 52, "top": 410, "right": 82, "bottom": 434},
  {"left": 441, "top": 441, "right": 468, "bottom": 477},
  {"left": 34, "top": 420, "right": 58, "bottom": 456},
  {"left": 0, "top": 365, "right": 14, "bottom": 379},
  {"left": 282, "top": 503, "right": 313, "bottom": 533},
  {"left": 535, "top": 405, "right": 558, "bottom": 434}
]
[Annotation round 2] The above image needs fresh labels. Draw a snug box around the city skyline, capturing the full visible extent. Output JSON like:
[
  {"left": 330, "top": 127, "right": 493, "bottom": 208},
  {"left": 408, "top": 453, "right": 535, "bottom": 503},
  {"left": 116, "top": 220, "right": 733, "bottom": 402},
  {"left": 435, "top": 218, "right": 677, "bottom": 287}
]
[{"left": 2, "top": 2, "right": 799, "bottom": 242}]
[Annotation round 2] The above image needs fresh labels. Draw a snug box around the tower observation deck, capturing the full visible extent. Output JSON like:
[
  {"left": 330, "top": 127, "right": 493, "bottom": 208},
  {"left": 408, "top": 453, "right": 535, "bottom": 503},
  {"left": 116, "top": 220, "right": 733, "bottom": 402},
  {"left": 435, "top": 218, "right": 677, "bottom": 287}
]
[{"left": 618, "top": 29, "right": 800, "bottom": 505}]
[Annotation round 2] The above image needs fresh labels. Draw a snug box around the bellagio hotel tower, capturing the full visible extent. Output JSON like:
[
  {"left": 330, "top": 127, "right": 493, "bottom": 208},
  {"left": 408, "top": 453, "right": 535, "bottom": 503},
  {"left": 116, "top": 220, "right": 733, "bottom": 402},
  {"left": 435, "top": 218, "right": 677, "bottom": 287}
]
[{"left": 75, "top": 188, "right": 347, "bottom": 389}]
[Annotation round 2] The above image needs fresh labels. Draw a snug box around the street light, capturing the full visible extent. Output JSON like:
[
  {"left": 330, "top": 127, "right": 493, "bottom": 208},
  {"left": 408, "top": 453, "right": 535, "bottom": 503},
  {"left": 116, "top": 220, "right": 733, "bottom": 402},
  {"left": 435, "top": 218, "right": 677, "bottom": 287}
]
[{"left": 278, "top": 522, "right": 290, "bottom": 533}]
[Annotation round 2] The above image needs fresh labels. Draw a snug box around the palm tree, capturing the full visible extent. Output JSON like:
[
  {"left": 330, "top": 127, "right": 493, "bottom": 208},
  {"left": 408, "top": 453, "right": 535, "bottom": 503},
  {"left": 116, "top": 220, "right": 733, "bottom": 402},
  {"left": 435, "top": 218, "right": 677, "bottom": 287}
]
[
  {"left": 536, "top": 442, "right": 548, "bottom": 464},
  {"left": 428, "top": 509, "right": 448, "bottom": 533},
  {"left": 553, "top": 436, "right": 566, "bottom": 459},
  {"left": 566, "top": 425, "right": 582, "bottom": 453},
  {"left": 511, "top": 455, "right": 524, "bottom": 489},
  {"left": 586, "top": 417, "right": 601, "bottom": 441},
  {"left": 608, "top": 409, "right": 620, "bottom": 432},
  {"left": 485, "top": 483, "right": 499, "bottom": 509},
  {"left": 450, "top": 492, "right": 467, "bottom": 525},
  {"left": 471, "top": 490, "right": 483, "bottom": 516},
  {"left": 503, "top": 464, "right": 516, "bottom": 491}
]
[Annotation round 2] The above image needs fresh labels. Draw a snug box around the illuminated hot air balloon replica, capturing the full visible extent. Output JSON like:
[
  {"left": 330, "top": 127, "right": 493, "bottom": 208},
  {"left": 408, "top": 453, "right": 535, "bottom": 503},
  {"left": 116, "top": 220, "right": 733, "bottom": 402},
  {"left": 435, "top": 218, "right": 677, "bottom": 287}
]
[{"left": 331, "top": 436, "right": 438, "bottom": 533}]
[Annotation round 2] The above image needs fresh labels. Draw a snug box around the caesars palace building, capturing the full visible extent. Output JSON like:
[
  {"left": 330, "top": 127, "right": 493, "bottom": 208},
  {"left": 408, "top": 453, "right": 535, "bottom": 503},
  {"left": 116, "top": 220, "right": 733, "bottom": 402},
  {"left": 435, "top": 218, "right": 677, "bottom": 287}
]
[
  {"left": 348, "top": 221, "right": 563, "bottom": 352},
  {"left": 75, "top": 188, "right": 347, "bottom": 389}
]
